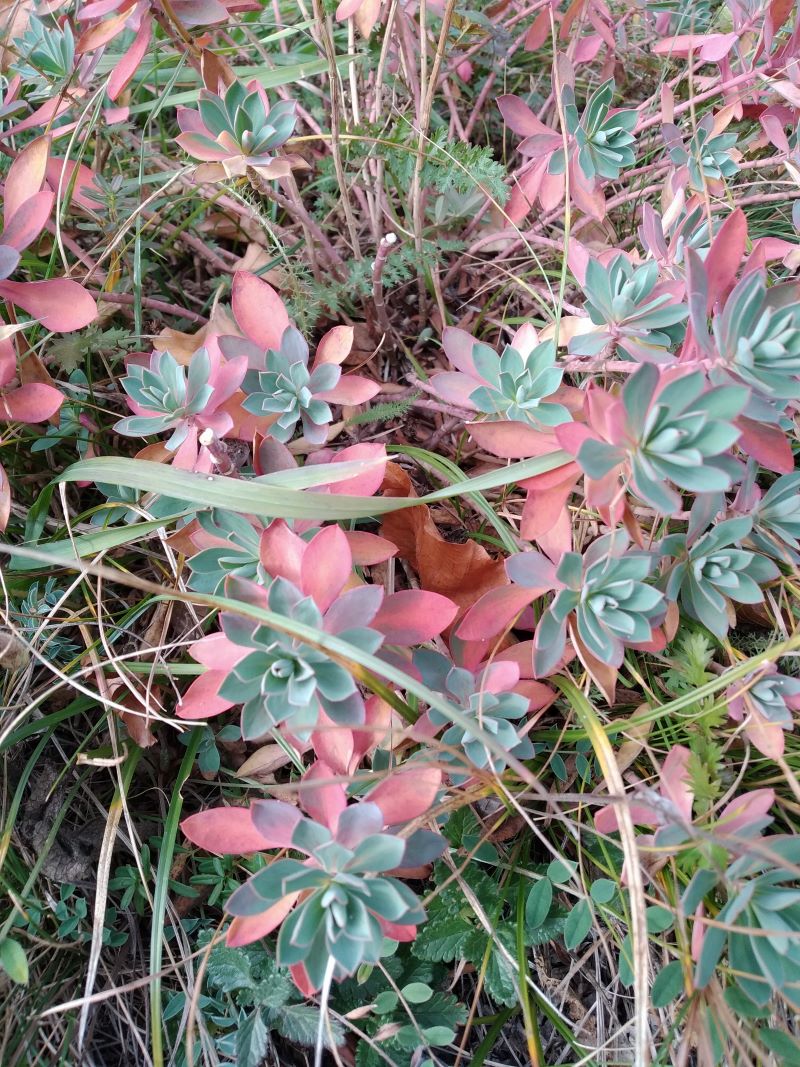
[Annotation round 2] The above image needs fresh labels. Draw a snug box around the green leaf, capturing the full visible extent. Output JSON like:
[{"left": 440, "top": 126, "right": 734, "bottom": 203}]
[
  {"left": 374, "top": 991, "right": 398, "bottom": 1014},
  {"left": 590, "top": 878, "right": 616, "bottom": 904},
  {"left": 402, "top": 981, "right": 432, "bottom": 1004},
  {"left": 646, "top": 905, "right": 675, "bottom": 934},
  {"left": 8, "top": 513, "right": 191, "bottom": 571},
  {"left": 564, "top": 898, "right": 593, "bottom": 949},
  {"left": 236, "top": 1010, "right": 270, "bottom": 1067},
  {"left": 54, "top": 452, "right": 570, "bottom": 522},
  {"left": 546, "top": 858, "right": 576, "bottom": 884},
  {"left": 761, "top": 1028, "right": 800, "bottom": 1066},
  {"left": 525, "top": 878, "right": 553, "bottom": 931},
  {"left": 204, "top": 943, "right": 255, "bottom": 993},
  {"left": 412, "top": 913, "right": 474, "bottom": 963},
  {"left": 0, "top": 938, "right": 28, "bottom": 985},
  {"left": 651, "top": 961, "right": 684, "bottom": 1007},
  {"left": 421, "top": 1025, "right": 456, "bottom": 1045}
]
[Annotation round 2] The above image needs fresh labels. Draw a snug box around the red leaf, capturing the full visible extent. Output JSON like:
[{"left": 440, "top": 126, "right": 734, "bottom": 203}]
[
  {"left": 366, "top": 765, "right": 441, "bottom": 824},
  {"left": 0, "top": 279, "right": 97, "bottom": 331},
  {"left": 373, "top": 590, "right": 458, "bottom": 644},
  {"left": 231, "top": 270, "right": 289, "bottom": 351},
  {"left": 181, "top": 807, "right": 273, "bottom": 855},
  {"left": 1, "top": 383, "right": 63, "bottom": 423},
  {"left": 704, "top": 208, "right": 746, "bottom": 311}
]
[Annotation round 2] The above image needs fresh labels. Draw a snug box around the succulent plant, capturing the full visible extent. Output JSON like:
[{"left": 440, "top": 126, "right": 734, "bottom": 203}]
[
  {"left": 694, "top": 838, "right": 800, "bottom": 1011},
  {"left": 569, "top": 255, "right": 688, "bottom": 362},
  {"left": 574, "top": 363, "right": 748, "bottom": 514},
  {"left": 181, "top": 761, "right": 445, "bottom": 992},
  {"left": 228, "top": 817, "right": 426, "bottom": 989},
  {"left": 219, "top": 576, "right": 384, "bottom": 741},
  {"left": 177, "top": 523, "right": 457, "bottom": 736},
  {"left": 553, "top": 80, "right": 637, "bottom": 182},
  {"left": 176, "top": 79, "right": 297, "bottom": 181},
  {"left": 429, "top": 323, "right": 570, "bottom": 428},
  {"left": 241, "top": 326, "right": 343, "bottom": 445},
  {"left": 12, "top": 17, "right": 76, "bottom": 100},
  {"left": 115, "top": 347, "right": 246, "bottom": 465},
  {"left": 414, "top": 649, "right": 534, "bottom": 776},
  {"left": 528, "top": 530, "right": 665, "bottom": 673},
  {"left": 727, "top": 665, "right": 800, "bottom": 757},
  {"left": 712, "top": 270, "right": 800, "bottom": 405},
  {"left": 749, "top": 473, "right": 800, "bottom": 562},
  {"left": 662, "top": 518, "right": 779, "bottom": 640},
  {"left": 664, "top": 114, "right": 739, "bottom": 190},
  {"left": 187, "top": 510, "right": 265, "bottom": 594}
]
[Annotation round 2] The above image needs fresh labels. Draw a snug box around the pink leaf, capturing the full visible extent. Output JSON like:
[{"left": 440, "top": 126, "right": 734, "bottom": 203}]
[
  {"left": 442, "top": 326, "right": 480, "bottom": 377},
  {"left": 0, "top": 461, "right": 9, "bottom": 532},
  {"left": 428, "top": 371, "right": 480, "bottom": 408},
  {"left": 659, "top": 746, "right": 694, "bottom": 821},
  {"left": 737, "top": 417, "right": 795, "bottom": 474},
  {"left": 336, "top": 0, "right": 363, "bottom": 17},
  {"left": 457, "top": 584, "right": 537, "bottom": 641},
  {"left": 301, "top": 524, "right": 351, "bottom": 611},
  {"left": 4, "top": 137, "right": 48, "bottom": 225},
  {"left": 1, "top": 190, "right": 54, "bottom": 252},
  {"left": 467, "top": 420, "right": 559, "bottom": 459},
  {"left": 108, "top": 15, "right": 151, "bottom": 100},
  {"left": 0, "top": 279, "right": 97, "bottom": 331},
  {"left": 367, "top": 765, "right": 441, "bottom": 824},
  {"left": 704, "top": 208, "right": 746, "bottom": 311},
  {"left": 345, "top": 530, "right": 398, "bottom": 564},
  {"left": 497, "top": 95, "right": 553, "bottom": 138},
  {"left": 181, "top": 807, "right": 274, "bottom": 855},
  {"left": 231, "top": 271, "right": 289, "bottom": 351},
  {"left": 1, "top": 383, "right": 63, "bottom": 423},
  {"left": 313, "top": 324, "right": 354, "bottom": 366},
  {"left": 373, "top": 590, "right": 458, "bottom": 644},
  {"left": 175, "top": 670, "right": 233, "bottom": 719},
  {"left": 299, "top": 761, "right": 347, "bottom": 831},
  {"left": 190, "top": 631, "right": 248, "bottom": 670},
  {"left": 717, "top": 789, "right": 774, "bottom": 835},
  {"left": 250, "top": 799, "right": 305, "bottom": 848},
  {"left": 315, "top": 374, "right": 379, "bottom": 405},
  {"left": 227, "top": 895, "right": 299, "bottom": 947},
  {"left": 259, "top": 519, "right": 305, "bottom": 584}
]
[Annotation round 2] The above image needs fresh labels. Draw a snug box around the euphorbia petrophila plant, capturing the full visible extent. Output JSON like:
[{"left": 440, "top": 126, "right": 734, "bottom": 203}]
[
  {"left": 661, "top": 518, "right": 779, "bottom": 641},
  {"left": 559, "top": 363, "right": 748, "bottom": 515},
  {"left": 181, "top": 760, "right": 445, "bottom": 992},
  {"left": 430, "top": 324, "right": 570, "bottom": 428},
  {"left": 177, "top": 522, "right": 457, "bottom": 738},
  {"left": 176, "top": 79, "right": 298, "bottom": 182},
  {"left": 115, "top": 347, "right": 247, "bottom": 468},
  {"left": 568, "top": 255, "right": 688, "bottom": 363},
  {"left": 220, "top": 271, "right": 379, "bottom": 444},
  {"left": 727, "top": 666, "right": 800, "bottom": 759}
]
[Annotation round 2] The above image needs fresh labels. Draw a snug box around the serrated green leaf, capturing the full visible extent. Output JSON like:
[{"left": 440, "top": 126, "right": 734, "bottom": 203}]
[{"left": 236, "top": 1009, "right": 270, "bottom": 1067}]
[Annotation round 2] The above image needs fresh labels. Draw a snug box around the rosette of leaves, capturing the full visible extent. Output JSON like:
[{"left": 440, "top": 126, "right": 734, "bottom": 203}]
[
  {"left": 188, "top": 510, "right": 264, "bottom": 593},
  {"left": 712, "top": 270, "right": 800, "bottom": 405},
  {"left": 750, "top": 473, "right": 800, "bottom": 562},
  {"left": 12, "top": 17, "right": 76, "bottom": 100},
  {"left": 569, "top": 255, "right": 688, "bottom": 362},
  {"left": 576, "top": 363, "right": 748, "bottom": 514},
  {"left": 176, "top": 79, "right": 297, "bottom": 181},
  {"left": 553, "top": 79, "right": 637, "bottom": 181},
  {"left": 183, "top": 768, "right": 446, "bottom": 993},
  {"left": 414, "top": 649, "right": 533, "bottom": 776},
  {"left": 464, "top": 337, "right": 570, "bottom": 426},
  {"left": 692, "top": 838, "right": 800, "bottom": 1011},
  {"left": 219, "top": 577, "right": 383, "bottom": 740},
  {"left": 662, "top": 518, "right": 779, "bottom": 640},
  {"left": 515, "top": 530, "right": 665, "bottom": 674},
  {"left": 115, "top": 348, "right": 213, "bottom": 448},
  {"left": 241, "top": 326, "right": 342, "bottom": 444},
  {"left": 663, "top": 114, "right": 739, "bottom": 190},
  {"left": 727, "top": 666, "right": 800, "bottom": 757},
  {"left": 229, "top": 821, "right": 426, "bottom": 990}
]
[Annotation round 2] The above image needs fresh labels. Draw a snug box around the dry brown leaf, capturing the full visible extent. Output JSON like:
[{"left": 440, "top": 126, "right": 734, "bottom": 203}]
[{"left": 379, "top": 463, "right": 507, "bottom": 620}]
